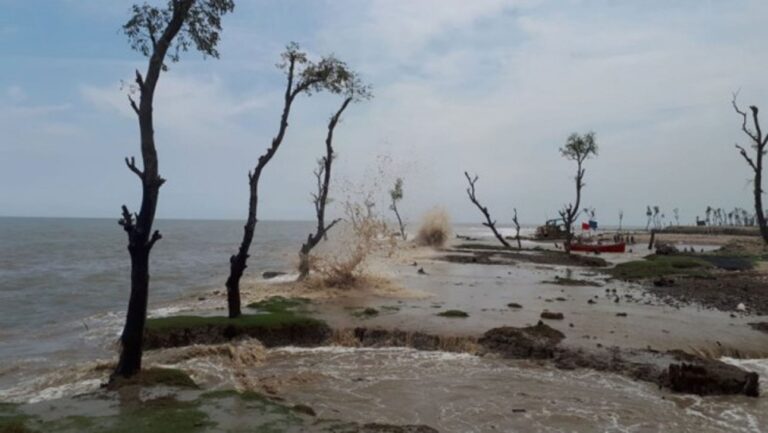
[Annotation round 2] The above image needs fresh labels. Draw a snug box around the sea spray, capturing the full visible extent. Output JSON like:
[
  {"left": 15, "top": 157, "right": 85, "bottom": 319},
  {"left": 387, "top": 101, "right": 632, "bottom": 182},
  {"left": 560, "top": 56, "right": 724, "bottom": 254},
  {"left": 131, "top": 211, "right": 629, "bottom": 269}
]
[{"left": 415, "top": 207, "right": 452, "bottom": 248}]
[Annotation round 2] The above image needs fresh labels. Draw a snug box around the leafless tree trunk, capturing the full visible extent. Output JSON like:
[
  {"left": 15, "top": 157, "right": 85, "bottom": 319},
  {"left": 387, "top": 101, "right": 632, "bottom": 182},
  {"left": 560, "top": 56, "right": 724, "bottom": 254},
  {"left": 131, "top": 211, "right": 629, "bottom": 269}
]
[
  {"left": 464, "top": 172, "right": 512, "bottom": 249},
  {"left": 113, "top": 1, "right": 192, "bottom": 380},
  {"left": 559, "top": 159, "right": 584, "bottom": 253},
  {"left": 297, "top": 97, "right": 351, "bottom": 280},
  {"left": 391, "top": 201, "right": 406, "bottom": 240},
  {"left": 733, "top": 93, "right": 768, "bottom": 244},
  {"left": 512, "top": 208, "right": 522, "bottom": 250}
]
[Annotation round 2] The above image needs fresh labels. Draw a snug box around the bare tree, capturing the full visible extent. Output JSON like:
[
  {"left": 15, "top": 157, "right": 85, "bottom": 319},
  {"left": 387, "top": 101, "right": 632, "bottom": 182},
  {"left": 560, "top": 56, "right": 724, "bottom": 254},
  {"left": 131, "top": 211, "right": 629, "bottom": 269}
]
[
  {"left": 464, "top": 172, "right": 512, "bottom": 249},
  {"left": 618, "top": 209, "right": 624, "bottom": 231},
  {"left": 646, "top": 206, "right": 653, "bottom": 230},
  {"left": 114, "top": 0, "right": 234, "bottom": 380},
  {"left": 558, "top": 132, "right": 598, "bottom": 253},
  {"left": 389, "top": 178, "right": 407, "bottom": 240},
  {"left": 512, "top": 208, "right": 522, "bottom": 249},
  {"left": 226, "top": 44, "right": 355, "bottom": 317},
  {"left": 733, "top": 93, "right": 768, "bottom": 242},
  {"left": 298, "top": 76, "right": 371, "bottom": 280},
  {"left": 673, "top": 208, "right": 680, "bottom": 226}
]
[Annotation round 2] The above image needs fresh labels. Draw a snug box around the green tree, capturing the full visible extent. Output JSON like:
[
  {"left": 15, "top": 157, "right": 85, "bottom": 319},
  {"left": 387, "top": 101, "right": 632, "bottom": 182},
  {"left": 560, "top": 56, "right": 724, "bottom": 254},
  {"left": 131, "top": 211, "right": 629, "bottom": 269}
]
[
  {"left": 298, "top": 72, "right": 372, "bottom": 280},
  {"left": 558, "top": 132, "right": 598, "bottom": 253},
  {"left": 115, "top": 0, "right": 234, "bottom": 380},
  {"left": 226, "top": 43, "right": 362, "bottom": 317}
]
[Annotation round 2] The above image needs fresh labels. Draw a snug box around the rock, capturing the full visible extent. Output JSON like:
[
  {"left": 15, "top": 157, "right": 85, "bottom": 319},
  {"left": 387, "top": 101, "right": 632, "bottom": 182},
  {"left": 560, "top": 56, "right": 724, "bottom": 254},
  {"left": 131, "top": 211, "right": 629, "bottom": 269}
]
[
  {"left": 507, "top": 302, "right": 523, "bottom": 309},
  {"left": 655, "top": 243, "right": 679, "bottom": 255},
  {"left": 653, "top": 277, "right": 675, "bottom": 287},
  {"left": 479, "top": 321, "right": 565, "bottom": 359},
  {"left": 587, "top": 299, "right": 597, "bottom": 305},
  {"left": 616, "top": 312, "right": 628, "bottom": 317},
  {"left": 262, "top": 271, "right": 287, "bottom": 279},
  {"left": 664, "top": 358, "right": 760, "bottom": 397},
  {"left": 540, "top": 311, "right": 564, "bottom": 320},
  {"left": 417, "top": 267, "right": 427, "bottom": 275},
  {"left": 293, "top": 404, "right": 316, "bottom": 416},
  {"left": 749, "top": 322, "right": 768, "bottom": 333}
]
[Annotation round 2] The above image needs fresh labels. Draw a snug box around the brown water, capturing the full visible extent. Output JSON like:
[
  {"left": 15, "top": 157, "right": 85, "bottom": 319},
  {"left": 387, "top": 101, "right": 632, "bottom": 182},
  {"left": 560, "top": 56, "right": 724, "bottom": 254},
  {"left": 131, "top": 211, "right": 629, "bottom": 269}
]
[{"left": 247, "top": 346, "right": 768, "bottom": 433}]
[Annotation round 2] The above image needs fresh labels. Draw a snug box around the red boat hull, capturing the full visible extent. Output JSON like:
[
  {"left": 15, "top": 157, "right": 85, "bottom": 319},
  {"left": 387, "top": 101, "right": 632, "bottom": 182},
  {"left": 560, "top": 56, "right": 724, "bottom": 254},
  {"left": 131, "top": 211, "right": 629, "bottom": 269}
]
[{"left": 570, "top": 242, "right": 626, "bottom": 253}]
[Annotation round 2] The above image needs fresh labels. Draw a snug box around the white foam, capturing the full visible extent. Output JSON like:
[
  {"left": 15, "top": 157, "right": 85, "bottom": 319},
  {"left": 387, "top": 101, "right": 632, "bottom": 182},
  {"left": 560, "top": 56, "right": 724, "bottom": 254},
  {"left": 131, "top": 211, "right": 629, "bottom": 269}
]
[
  {"left": 262, "top": 273, "right": 300, "bottom": 284},
  {"left": 721, "top": 357, "right": 768, "bottom": 391}
]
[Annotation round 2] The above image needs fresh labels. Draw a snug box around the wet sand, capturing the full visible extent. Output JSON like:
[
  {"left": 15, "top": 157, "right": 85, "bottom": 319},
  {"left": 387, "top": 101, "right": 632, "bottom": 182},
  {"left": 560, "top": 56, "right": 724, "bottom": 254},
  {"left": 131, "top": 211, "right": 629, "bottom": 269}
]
[{"left": 275, "top": 241, "right": 768, "bottom": 357}]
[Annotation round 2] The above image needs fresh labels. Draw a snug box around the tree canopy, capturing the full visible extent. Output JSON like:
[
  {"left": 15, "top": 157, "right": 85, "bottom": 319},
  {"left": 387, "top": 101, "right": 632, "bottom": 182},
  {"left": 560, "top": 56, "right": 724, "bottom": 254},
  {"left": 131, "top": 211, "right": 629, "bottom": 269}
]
[{"left": 123, "top": 0, "right": 235, "bottom": 68}]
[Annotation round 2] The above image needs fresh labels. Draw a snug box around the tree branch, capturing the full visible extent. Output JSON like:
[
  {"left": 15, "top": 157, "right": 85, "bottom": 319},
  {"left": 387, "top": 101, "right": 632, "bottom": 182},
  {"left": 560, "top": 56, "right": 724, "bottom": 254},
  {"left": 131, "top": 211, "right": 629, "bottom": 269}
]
[
  {"left": 124, "top": 156, "right": 144, "bottom": 179},
  {"left": 464, "top": 171, "right": 512, "bottom": 249},
  {"left": 134, "top": 69, "right": 145, "bottom": 92},
  {"left": 128, "top": 95, "right": 140, "bottom": 116},
  {"left": 147, "top": 230, "right": 162, "bottom": 249},
  {"left": 736, "top": 143, "right": 758, "bottom": 172},
  {"left": 118, "top": 205, "right": 135, "bottom": 233},
  {"left": 733, "top": 92, "right": 759, "bottom": 143}
]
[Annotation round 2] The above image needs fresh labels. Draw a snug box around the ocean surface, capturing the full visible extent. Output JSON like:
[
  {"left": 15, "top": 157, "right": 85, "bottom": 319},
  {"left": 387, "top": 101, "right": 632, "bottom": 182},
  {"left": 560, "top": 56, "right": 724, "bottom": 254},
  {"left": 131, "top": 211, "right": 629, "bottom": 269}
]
[{"left": 0, "top": 217, "right": 317, "bottom": 392}]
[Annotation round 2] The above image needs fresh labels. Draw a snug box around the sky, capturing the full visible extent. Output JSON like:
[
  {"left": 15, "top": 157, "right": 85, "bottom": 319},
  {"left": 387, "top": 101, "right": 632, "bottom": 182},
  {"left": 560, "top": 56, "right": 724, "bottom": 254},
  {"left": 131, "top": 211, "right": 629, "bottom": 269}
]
[{"left": 1, "top": 0, "right": 768, "bottom": 226}]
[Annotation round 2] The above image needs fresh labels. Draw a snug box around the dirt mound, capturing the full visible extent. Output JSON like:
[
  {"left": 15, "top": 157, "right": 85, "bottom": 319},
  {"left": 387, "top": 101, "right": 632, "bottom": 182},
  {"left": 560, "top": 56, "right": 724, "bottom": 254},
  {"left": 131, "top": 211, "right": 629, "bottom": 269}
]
[{"left": 479, "top": 321, "right": 565, "bottom": 359}]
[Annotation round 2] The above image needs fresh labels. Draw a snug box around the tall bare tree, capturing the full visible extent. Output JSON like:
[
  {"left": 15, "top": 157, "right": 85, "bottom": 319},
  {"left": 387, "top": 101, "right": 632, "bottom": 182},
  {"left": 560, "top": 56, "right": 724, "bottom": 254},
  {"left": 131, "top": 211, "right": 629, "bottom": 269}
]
[
  {"left": 298, "top": 75, "right": 371, "bottom": 280},
  {"left": 114, "top": 0, "right": 234, "bottom": 380},
  {"left": 618, "top": 209, "right": 624, "bottom": 231},
  {"left": 511, "top": 208, "right": 522, "bottom": 249},
  {"left": 733, "top": 93, "right": 768, "bottom": 244},
  {"left": 389, "top": 178, "right": 407, "bottom": 240},
  {"left": 558, "top": 132, "right": 598, "bottom": 253},
  {"left": 464, "top": 172, "right": 512, "bottom": 249},
  {"left": 226, "top": 44, "right": 354, "bottom": 317}
]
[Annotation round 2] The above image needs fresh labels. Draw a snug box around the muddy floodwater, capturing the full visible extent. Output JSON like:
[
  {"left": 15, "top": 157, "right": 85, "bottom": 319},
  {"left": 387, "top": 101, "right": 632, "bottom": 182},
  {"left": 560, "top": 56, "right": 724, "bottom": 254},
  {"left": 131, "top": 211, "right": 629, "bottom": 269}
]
[{"left": 248, "top": 346, "right": 768, "bottom": 433}]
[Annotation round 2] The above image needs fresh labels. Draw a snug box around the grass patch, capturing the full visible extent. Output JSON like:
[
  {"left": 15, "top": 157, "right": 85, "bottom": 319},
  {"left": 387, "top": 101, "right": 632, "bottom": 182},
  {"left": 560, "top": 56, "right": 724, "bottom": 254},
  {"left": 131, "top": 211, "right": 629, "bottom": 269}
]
[
  {"left": 0, "top": 422, "right": 36, "bottom": 433},
  {"left": 352, "top": 307, "right": 379, "bottom": 318},
  {"left": 97, "top": 396, "right": 211, "bottom": 433},
  {"left": 245, "top": 296, "right": 310, "bottom": 313},
  {"left": 609, "top": 255, "right": 712, "bottom": 280},
  {"left": 109, "top": 368, "right": 197, "bottom": 390},
  {"left": 0, "top": 403, "right": 33, "bottom": 433},
  {"left": 437, "top": 309, "right": 469, "bottom": 318},
  {"left": 144, "top": 311, "right": 331, "bottom": 350},
  {"left": 146, "top": 312, "right": 322, "bottom": 332}
]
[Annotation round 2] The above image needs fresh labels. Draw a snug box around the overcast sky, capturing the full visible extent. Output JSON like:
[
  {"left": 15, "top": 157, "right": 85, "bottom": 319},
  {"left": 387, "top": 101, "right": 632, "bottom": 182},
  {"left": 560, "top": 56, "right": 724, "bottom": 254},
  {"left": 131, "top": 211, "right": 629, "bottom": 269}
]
[{"left": 2, "top": 0, "right": 768, "bottom": 226}]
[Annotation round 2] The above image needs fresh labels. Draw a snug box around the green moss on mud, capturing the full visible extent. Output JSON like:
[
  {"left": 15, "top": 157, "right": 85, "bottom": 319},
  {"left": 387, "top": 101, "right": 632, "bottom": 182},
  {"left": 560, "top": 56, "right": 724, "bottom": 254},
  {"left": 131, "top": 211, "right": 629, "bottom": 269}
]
[
  {"left": 609, "top": 255, "right": 713, "bottom": 280},
  {"left": 108, "top": 367, "right": 197, "bottom": 389},
  {"left": 146, "top": 312, "right": 323, "bottom": 332},
  {"left": 437, "top": 309, "right": 469, "bottom": 318},
  {"left": 245, "top": 296, "right": 310, "bottom": 313}
]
